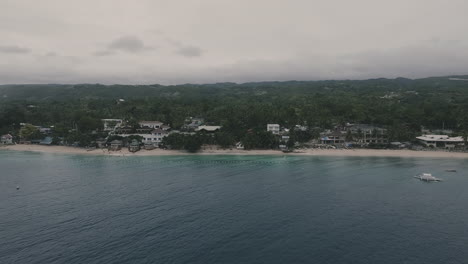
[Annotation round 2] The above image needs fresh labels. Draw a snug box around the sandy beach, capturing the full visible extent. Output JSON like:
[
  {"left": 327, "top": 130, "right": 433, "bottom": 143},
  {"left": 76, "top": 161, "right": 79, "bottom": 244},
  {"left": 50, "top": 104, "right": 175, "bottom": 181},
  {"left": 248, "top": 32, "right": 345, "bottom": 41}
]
[{"left": 2, "top": 144, "right": 468, "bottom": 158}]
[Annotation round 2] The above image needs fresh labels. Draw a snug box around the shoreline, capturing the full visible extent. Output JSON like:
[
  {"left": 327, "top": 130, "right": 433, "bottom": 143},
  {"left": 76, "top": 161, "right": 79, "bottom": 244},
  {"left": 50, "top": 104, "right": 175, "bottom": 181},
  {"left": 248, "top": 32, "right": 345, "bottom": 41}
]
[{"left": 2, "top": 144, "right": 468, "bottom": 158}]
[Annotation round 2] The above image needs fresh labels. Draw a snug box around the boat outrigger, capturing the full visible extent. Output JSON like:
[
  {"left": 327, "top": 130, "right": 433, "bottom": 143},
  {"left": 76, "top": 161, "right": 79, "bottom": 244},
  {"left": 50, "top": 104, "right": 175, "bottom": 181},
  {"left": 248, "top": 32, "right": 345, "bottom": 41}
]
[{"left": 414, "top": 173, "right": 442, "bottom": 182}]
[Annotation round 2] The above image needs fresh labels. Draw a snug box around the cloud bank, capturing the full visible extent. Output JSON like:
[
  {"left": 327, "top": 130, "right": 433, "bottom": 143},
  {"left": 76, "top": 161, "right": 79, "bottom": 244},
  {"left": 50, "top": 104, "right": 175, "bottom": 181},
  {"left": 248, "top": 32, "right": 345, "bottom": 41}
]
[{"left": 0, "top": 0, "right": 467, "bottom": 84}]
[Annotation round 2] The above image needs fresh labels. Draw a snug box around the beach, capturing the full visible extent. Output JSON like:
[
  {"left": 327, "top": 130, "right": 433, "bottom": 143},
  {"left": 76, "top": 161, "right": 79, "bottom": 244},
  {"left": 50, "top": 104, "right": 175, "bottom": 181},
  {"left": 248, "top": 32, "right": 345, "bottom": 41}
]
[{"left": 2, "top": 144, "right": 468, "bottom": 158}]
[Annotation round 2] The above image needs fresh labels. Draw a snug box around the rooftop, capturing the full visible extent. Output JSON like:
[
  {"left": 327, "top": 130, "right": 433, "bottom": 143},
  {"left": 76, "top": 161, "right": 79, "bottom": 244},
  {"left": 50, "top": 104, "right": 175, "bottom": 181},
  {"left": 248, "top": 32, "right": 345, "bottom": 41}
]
[
  {"left": 139, "top": 121, "right": 163, "bottom": 124},
  {"left": 152, "top": 129, "right": 169, "bottom": 134},
  {"left": 1, "top": 134, "right": 13, "bottom": 139},
  {"left": 416, "top": 135, "right": 464, "bottom": 142},
  {"left": 196, "top": 125, "right": 221, "bottom": 132}
]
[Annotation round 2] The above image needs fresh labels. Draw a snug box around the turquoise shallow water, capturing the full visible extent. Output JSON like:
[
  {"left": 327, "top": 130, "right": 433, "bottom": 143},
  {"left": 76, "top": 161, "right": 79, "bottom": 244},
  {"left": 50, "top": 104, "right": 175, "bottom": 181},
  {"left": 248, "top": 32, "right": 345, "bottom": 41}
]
[{"left": 1, "top": 150, "right": 468, "bottom": 264}]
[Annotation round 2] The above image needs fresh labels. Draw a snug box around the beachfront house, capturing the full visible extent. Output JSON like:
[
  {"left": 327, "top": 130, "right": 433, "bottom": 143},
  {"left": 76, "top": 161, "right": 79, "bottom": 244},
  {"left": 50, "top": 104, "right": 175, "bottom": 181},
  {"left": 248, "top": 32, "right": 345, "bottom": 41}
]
[
  {"left": 347, "top": 124, "right": 388, "bottom": 144},
  {"left": 109, "top": 140, "right": 123, "bottom": 151},
  {"left": 1, "top": 134, "right": 13, "bottom": 145},
  {"left": 144, "top": 142, "right": 156, "bottom": 150},
  {"left": 416, "top": 135, "right": 465, "bottom": 149},
  {"left": 148, "top": 129, "right": 169, "bottom": 144},
  {"left": 236, "top": 142, "right": 244, "bottom": 150},
  {"left": 128, "top": 139, "right": 141, "bottom": 153},
  {"left": 267, "top": 124, "right": 280, "bottom": 135},
  {"left": 95, "top": 138, "right": 107, "bottom": 148},
  {"left": 39, "top": 137, "right": 53, "bottom": 145},
  {"left": 321, "top": 130, "right": 346, "bottom": 144},
  {"left": 118, "top": 129, "right": 170, "bottom": 148}
]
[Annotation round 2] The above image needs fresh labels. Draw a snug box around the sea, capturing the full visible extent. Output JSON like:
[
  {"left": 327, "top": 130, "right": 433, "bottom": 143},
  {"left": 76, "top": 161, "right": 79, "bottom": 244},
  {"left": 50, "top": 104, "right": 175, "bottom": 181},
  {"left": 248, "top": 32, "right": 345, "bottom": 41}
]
[{"left": 1, "top": 150, "right": 468, "bottom": 264}]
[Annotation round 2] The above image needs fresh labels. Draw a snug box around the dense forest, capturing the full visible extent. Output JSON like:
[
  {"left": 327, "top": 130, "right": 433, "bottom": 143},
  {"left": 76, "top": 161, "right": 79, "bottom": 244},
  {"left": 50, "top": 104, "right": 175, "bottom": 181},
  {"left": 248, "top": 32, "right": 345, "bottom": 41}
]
[{"left": 1, "top": 75, "right": 468, "bottom": 149}]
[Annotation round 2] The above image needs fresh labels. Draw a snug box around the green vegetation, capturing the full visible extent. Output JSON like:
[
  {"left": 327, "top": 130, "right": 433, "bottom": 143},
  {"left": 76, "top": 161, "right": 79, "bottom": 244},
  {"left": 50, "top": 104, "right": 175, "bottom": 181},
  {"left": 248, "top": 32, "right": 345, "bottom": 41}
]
[{"left": 1, "top": 75, "right": 468, "bottom": 149}]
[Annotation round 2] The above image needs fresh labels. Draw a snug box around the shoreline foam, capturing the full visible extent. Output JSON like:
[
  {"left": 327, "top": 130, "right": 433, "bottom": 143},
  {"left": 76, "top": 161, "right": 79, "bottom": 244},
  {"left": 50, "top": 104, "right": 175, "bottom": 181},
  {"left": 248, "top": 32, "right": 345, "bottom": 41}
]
[{"left": 2, "top": 144, "right": 468, "bottom": 158}]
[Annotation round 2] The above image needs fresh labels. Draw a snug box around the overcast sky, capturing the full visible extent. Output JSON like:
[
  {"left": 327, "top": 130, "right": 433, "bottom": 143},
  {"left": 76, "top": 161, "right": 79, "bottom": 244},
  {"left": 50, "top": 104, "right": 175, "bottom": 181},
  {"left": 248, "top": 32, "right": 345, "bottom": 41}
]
[{"left": 1, "top": 0, "right": 468, "bottom": 84}]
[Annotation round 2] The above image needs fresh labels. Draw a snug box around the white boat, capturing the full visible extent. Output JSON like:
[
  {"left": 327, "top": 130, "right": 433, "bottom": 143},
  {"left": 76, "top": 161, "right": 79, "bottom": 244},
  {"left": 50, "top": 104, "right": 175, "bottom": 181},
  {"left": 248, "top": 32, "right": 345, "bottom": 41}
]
[{"left": 414, "top": 173, "right": 442, "bottom": 182}]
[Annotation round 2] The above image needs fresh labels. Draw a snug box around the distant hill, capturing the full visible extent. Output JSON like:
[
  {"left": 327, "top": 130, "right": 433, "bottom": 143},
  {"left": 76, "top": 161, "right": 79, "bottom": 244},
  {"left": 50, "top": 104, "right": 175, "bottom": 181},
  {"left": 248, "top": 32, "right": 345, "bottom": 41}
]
[{"left": 1, "top": 75, "right": 467, "bottom": 102}]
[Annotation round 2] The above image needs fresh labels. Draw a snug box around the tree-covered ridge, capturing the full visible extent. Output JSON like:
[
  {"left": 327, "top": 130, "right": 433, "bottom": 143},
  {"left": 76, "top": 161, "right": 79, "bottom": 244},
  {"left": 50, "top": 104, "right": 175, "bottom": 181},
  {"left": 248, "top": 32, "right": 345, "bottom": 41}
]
[
  {"left": 1, "top": 75, "right": 468, "bottom": 101},
  {"left": 1, "top": 75, "right": 468, "bottom": 145}
]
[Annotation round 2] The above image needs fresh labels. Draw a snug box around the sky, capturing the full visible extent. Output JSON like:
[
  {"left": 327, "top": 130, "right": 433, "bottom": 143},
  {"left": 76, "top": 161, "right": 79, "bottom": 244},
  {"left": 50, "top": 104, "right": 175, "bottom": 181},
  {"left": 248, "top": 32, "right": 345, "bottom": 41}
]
[{"left": 1, "top": 0, "right": 468, "bottom": 84}]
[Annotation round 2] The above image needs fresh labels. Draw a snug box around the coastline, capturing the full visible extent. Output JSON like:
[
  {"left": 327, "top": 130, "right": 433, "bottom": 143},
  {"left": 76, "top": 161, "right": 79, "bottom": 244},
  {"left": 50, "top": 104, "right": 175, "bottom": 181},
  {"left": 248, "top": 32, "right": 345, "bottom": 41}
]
[{"left": 2, "top": 144, "right": 468, "bottom": 158}]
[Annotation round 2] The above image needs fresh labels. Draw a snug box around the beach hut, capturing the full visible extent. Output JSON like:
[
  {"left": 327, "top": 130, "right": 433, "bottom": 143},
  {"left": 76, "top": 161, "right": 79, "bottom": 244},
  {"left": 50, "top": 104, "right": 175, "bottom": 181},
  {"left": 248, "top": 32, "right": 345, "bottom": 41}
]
[
  {"left": 128, "top": 139, "right": 140, "bottom": 152},
  {"left": 144, "top": 142, "right": 156, "bottom": 150},
  {"left": 109, "top": 140, "right": 123, "bottom": 151},
  {"left": 39, "top": 137, "right": 53, "bottom": 145},
  {"left": 95, "top": 138, "right": 107, "bottom": 148}
]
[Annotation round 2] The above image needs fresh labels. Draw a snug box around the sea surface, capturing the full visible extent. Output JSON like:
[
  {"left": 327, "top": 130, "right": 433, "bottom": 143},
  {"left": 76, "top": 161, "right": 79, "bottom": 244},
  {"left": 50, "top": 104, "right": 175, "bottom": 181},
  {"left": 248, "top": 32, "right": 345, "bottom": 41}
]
[{"left": 1, "top": 151, "right": 468, "bottom": 264}]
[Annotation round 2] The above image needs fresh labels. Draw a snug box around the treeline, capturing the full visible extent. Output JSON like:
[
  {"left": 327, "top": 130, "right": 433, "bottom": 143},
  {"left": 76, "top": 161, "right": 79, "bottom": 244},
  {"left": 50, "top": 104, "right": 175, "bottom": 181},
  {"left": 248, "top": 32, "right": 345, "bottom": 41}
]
[{"left": 1, "top": 76, "right": 468, "bottom": 145}]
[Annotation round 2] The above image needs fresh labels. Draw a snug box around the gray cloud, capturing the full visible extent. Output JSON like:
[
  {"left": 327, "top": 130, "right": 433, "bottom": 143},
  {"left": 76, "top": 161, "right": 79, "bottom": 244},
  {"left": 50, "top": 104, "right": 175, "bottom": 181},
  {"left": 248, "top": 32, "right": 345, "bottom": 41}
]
[
  {"left": 107, "top": 36, "right": 153, "bottom": 53},
  {"left": 176, "top": 45, "right": 203, "bottom": 57},
  {"left": 1, "top": 0, "right": 468, "bottom": 84},
  {"left": 0, "top": 45, "right": 30, "bottom": 54},
  {"left": 93, "top": 50, "right": 116, "bottom": 57},
  {"left": 45, "top": 52, "right": 57, "bottom": 57}
]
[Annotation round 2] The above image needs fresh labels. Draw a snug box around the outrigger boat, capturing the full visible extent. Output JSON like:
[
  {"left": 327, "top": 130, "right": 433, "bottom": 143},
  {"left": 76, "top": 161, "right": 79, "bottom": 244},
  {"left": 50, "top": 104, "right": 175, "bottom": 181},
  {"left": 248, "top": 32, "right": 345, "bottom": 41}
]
[{"left": 414, "top": 173, "right": 442, "bottom": 182}]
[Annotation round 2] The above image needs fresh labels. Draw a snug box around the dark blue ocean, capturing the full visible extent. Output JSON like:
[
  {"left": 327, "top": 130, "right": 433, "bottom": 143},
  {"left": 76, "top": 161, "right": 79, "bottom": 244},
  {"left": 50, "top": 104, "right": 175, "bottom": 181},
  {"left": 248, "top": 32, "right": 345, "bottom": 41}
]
[{"left": 1, "top": 150, "right": 468, "bottom": 264}]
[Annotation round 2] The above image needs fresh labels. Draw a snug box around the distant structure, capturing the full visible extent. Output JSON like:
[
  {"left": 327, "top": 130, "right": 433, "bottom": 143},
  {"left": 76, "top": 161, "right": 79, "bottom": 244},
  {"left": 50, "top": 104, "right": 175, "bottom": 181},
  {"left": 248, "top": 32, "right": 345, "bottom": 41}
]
[
  {"left": 109, "top": 140, "right": 123, "bottom": 151},
  {"left": 138, "top": 121, "right": 163, "bottom": 129},
  {"left": 267, "top": 124, "right": 280, "bottom": 135},
  {"left": 128, "top": 139, "right": 141, "bottom": 153},
  {"left": 416, "top": 135, "right": 464, "bottom": 149},
  {"left": 1, "top": 134, "right": 13, "bottom": 145},
  {"left": 118, "top": 129, "right": 170, "bottom": 148},
  {"left": 183, "top": 117, "right": 205, "bottom": 131},
  {"left": 39, "top": 137, "right": 53, "bottom": 145},
  {"left": 321, "top": 130, "right": 346, "bottom": 144},
  {"left": 102, "top": 119, "right": 123, "bottom": 132}
]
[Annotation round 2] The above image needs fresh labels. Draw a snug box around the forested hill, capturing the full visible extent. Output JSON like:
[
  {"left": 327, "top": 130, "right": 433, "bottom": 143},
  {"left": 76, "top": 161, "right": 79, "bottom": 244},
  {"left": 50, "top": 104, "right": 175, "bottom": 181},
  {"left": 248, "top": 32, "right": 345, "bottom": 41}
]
[
  {"left": 1, "top": 75, "right": 468, "bottom": 142},
  {"left": 1, "top": 75, "right": 468, "bottom": 102}
]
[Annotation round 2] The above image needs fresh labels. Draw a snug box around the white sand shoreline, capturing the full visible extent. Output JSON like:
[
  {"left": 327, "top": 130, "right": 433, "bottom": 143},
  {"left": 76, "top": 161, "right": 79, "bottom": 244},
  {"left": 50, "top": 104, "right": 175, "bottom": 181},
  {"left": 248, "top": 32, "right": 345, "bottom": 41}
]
[{"left": 2, "top": 144, "right": 468, "bottom": 159}]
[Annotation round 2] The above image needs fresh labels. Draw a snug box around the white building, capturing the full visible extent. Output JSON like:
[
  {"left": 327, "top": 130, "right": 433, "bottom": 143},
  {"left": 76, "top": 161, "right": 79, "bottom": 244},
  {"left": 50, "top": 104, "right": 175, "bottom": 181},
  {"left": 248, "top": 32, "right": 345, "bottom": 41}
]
[
  {"left": 139, "top": 121, "right": 163, "bottom": 129},
  {"left": 102, "top": 119, "right": 123, "bottom": 132},
  {"left": 416, "top": 135, "right": 465, "bottom": 149},
  {"left": 267, "top": 124, "right": 280, "bottom": 135},
  {"left": 1, "top": 134, "right": 13, "bottom": 145},
  {"left": 120, "top": 129, "right": 169, "bottom": 147}
]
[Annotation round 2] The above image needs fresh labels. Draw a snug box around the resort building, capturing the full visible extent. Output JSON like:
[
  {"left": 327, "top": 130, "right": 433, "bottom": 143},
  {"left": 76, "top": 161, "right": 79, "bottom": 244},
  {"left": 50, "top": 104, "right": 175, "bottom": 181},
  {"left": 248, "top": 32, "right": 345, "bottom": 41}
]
[
  {"left": 267, "top": 124, "right": 280, "bottom": 135},
  {"left": 1, "top": 134, "right": 13, "bottom": 145},
  {"left": 346, "top": 124, "right": 388, "bottom": 144},
  {"left": 119, "top": 129, "right": 170, "bottom": 148},
  {"left": 321, "top": 130, "right": 346, "bottom": 144},
  {"left": 416, "top": 135, "right": 465, "bottom": 149}
]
